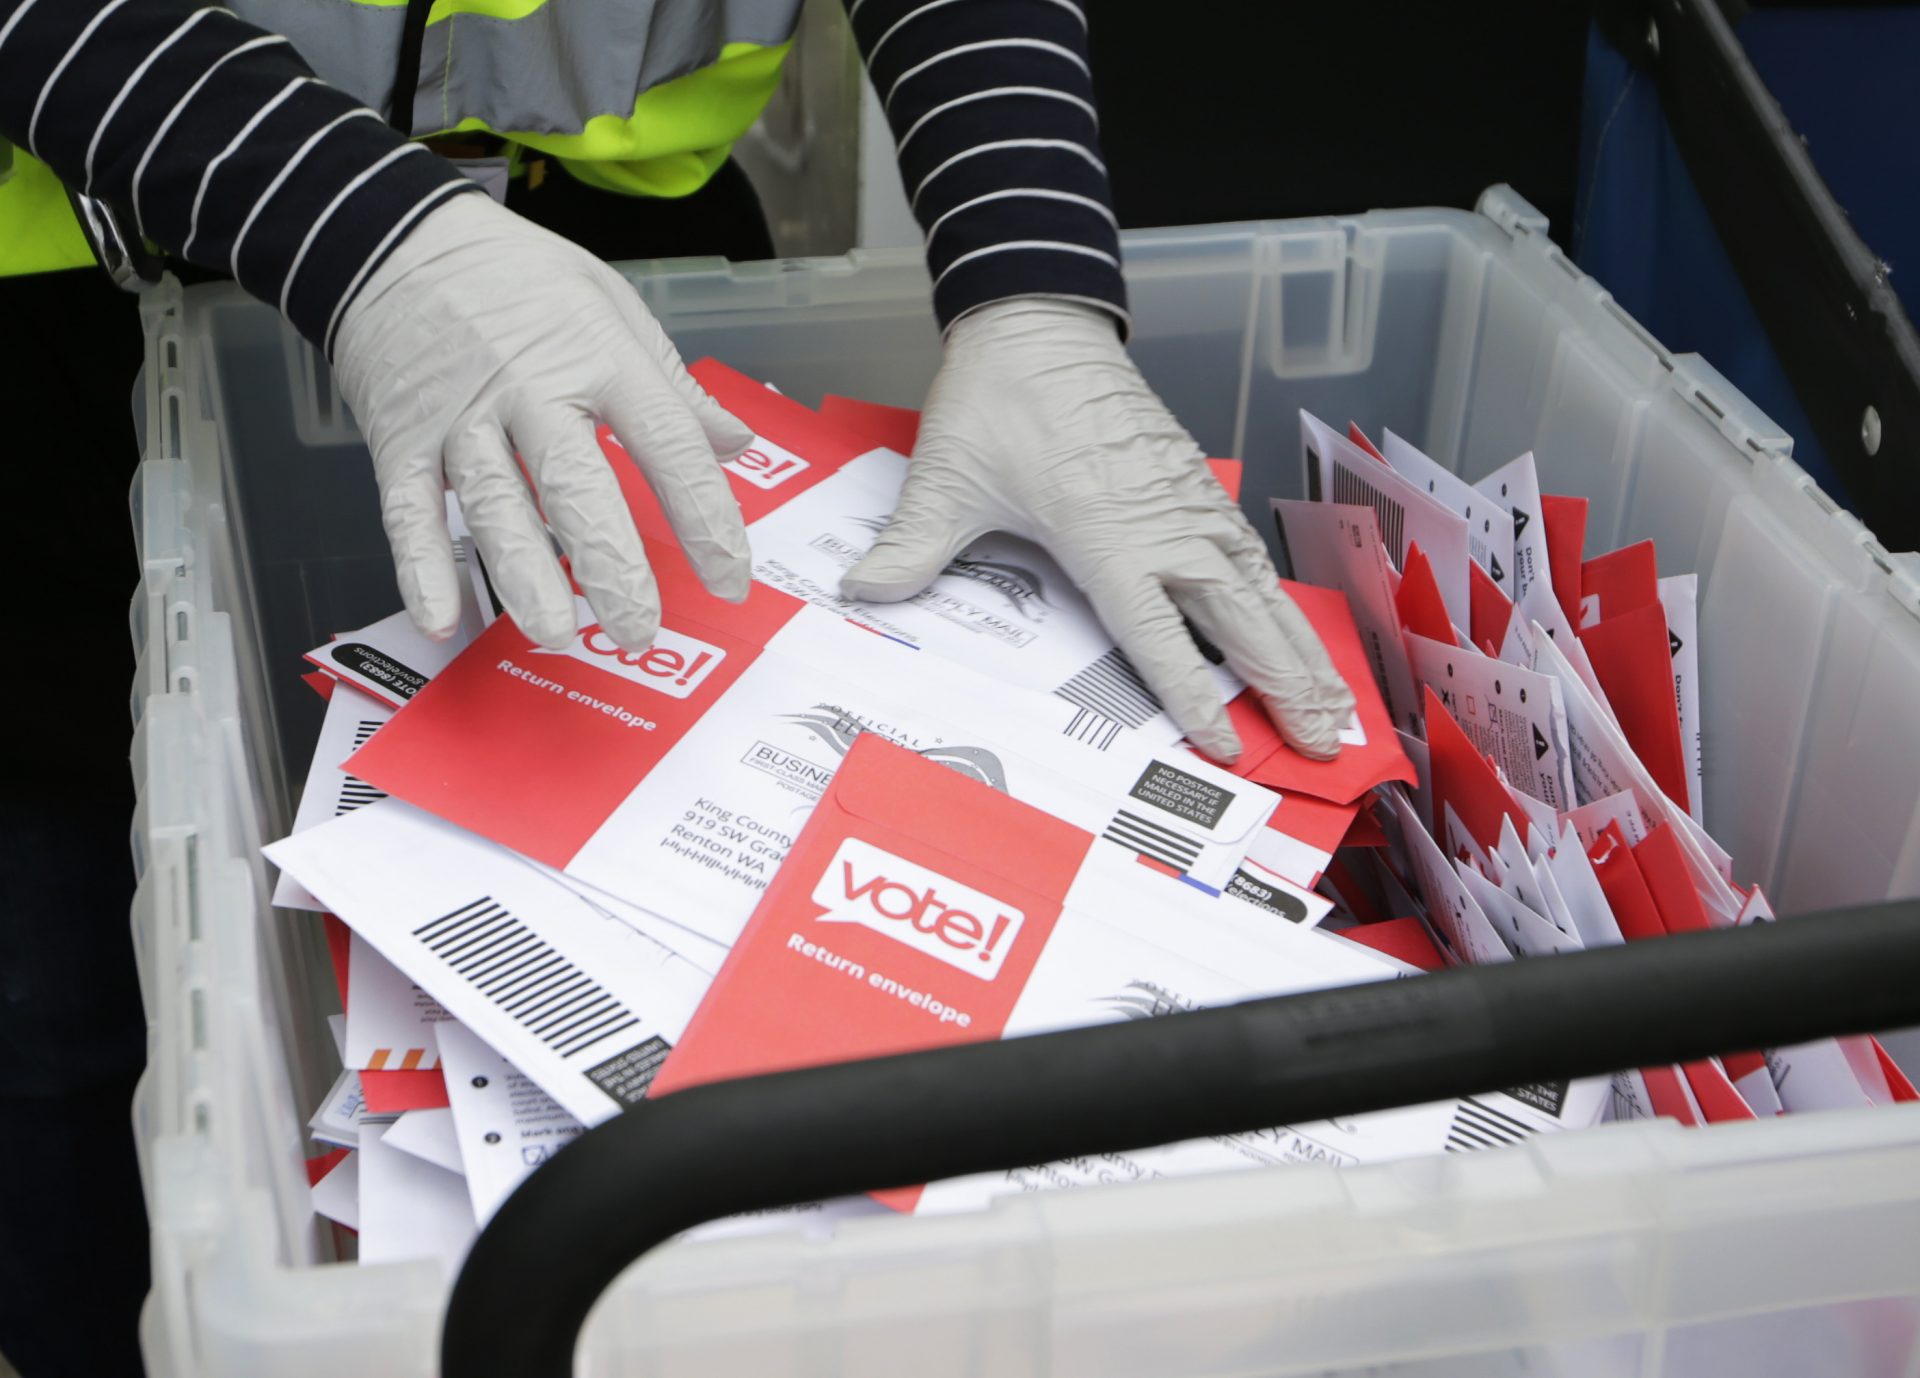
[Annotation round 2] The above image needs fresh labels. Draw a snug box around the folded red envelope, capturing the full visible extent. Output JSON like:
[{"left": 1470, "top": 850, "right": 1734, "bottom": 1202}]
[
  {"left": 1631, "top": 823, "right": 1713, "bottom": 935},
  {"left": 1588, "top": 822, "right": 1667, "bottom": 943},
  {"left": 1469, "top": 560, "right": 1514, "bottom": 655},
  {"left": 1580, "top": 539, "right": 1659, "bottom": 627},
  {"left": 359, "top": 1069, "right": 449, "bottom": 1114},
  {"left": 1682, "top": 1059, "right": 1758, "bottom": 1123},
  {"left": 1643, "top": 1064, "right": 1700, "bottom": 1125},
  {"left": 1424, "top": 685, "right": 1533, "bottom": 859},
  {"left": 1347, "top": 422, "right": 1388, "bottom": 462},
  {"left": 306, "top": 1146, "right": 351, "bottom": 1187},
  {"left": 1540, "top": 494, "right": 1587, "bottom": 631},
  {"left": 1396, "top": 541, "right": 1454, "bottom": 646},
  {"left": 1225, "top": 581, "right": 1416, "bottom": 804},
  {"left": 301, "top": 669, "right": 337, "bottom": 701},
  {"left": 1877, "top": 1040, "right": 1919, "bottom": 1102},
  {"left": 1341, "top": 916, "right": 1445, "bottom": 971},
  {"left": 324, "top": 913, "right": 351, "bottom": 1009},
  {"left": 1341, "top": 800, "right": 1390, "bottom": 849},
  {"left": 1581, "top": 602, "right": 1691, "bottom": 812}
]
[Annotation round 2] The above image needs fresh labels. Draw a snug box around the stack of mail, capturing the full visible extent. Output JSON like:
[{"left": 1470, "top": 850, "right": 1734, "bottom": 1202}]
[
  {"left": 1265, "top": 413, "right": 1919, "bottom": 1127},
  {"left": 269, "top": 375, "right": 1912, "bottom": 1271}
]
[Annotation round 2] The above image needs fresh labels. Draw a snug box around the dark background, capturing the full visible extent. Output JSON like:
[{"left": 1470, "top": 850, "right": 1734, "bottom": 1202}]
[{"left": 1090, "top": 3, "right": 1591, "bottom": 241}]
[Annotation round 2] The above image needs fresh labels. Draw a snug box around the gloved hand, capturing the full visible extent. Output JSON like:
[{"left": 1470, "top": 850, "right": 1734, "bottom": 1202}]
[
  {"left": 332, "top": 193, "right": 754, "bottom": 650},
  {"left": 840, "top": 299, "right": 1354, "bottom": 763}
]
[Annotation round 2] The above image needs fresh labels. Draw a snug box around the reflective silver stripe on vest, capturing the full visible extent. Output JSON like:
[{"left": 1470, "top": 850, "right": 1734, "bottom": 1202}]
[{"left": 233, "top": 0, "right": 803, "bottom": 137}]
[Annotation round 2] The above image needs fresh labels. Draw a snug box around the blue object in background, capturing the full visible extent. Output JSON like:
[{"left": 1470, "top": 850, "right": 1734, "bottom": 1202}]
[{"left": 1575, "top": 8, "right": 1920, "bottom": 521}]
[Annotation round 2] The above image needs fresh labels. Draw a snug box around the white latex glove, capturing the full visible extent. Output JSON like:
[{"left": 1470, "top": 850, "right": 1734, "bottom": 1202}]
[
  {"left": 840, "top": 299, "right": 1355, "bottom": 763},
  {"left": 332, "top": 193, "right": 754, "bottom": 650}
]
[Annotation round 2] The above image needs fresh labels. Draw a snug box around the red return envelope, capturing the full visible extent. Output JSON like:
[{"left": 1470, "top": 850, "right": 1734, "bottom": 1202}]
[
  {"left": 1580, "top": 602, "right": 1691, "bottom": 814},
  {"left": 650, "top": 734, "right": 1398, "bottom": 1212},
  {"left": 1223, "top": 581, "right": 1415, "bottom": 804}
]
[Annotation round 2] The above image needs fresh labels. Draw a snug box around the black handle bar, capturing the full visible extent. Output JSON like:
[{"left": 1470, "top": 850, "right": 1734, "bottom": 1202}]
[{"left": 444, "top": 901, "right": 1920, "bottom": 1378}]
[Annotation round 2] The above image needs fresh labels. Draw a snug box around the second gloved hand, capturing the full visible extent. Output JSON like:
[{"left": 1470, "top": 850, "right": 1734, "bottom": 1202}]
[
  {"left": 332, "top": 193, "right": 754, "bottom": 651},
  {"left": 840, "top": 298, "right": 1354, "bottom": 763}
]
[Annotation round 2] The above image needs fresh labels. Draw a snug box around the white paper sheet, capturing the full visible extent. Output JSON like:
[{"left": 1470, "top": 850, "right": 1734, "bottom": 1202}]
[
  {"left": 1272, "top": 499, "right": 1422, "bottom": 736},
  {"left": 1545, "top": 820, "right": 1627, "bottom": 950},
  {"left": 1404, "top": 632, "right": 1575, "bottom": 811},
  {"left": 1475, "top": 451, "right": 1553, "bottom": 617},
  {"left": 272, "top": 685, "right": 395, "bottom": 911},
  {"left": 344, "top": 931, "right": 448, "bottom": 1071},
  {"left": 385, "top": 1107, "right": 465, "bottom": 1178},
  {"left": 1382, "top": 431, "right": 1517, "bottom": 598},
  {"left": 357, "top": 1124, "right": 477, "bottom": 1272},
  {"left": 435, "top": 1019, "right": 585, "bottom": 1225},
  {"left": 310, "top": 1150, "right": 359, "bottom": 1230},
  {"left": 1302, "top": 412, "right": 1471, "bottom": 628},
  {"left": 270, "top": 803, "right": 711, "bottom": 1126},
  {"left": 1532, "top": 622, "right": 1737, "bottom": 914}
]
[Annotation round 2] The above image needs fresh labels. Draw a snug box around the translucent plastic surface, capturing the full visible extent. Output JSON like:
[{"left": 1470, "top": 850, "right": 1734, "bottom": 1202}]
[{"left": 133, "top": 188, "right": 1920, "bottom": 1378}]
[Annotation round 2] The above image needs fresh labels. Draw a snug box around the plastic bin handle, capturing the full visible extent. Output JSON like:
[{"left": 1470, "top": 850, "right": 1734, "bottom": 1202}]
[{"left": 443, "top": 901, "right": 1920, "bottom": 1378}]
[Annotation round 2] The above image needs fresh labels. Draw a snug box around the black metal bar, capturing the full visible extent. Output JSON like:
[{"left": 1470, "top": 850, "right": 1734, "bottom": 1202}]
[
  {"left": 1602, "top": 0, "right": 1920, "bottom": 546},
  {"left": 443, "top": 901, "right": 1920, "bottom": 1378}
]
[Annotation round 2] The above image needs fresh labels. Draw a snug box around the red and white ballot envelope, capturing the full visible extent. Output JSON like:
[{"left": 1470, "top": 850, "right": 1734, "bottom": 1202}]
[
  {"left": 348, "top": 366, "right": 1346, "bottom": 945},
  {"left": 652, "top": 735, "right": 1605, "bottom": 1213},
  {"left": 347, "top": 523, "right": 1305, "bottom": 948}
]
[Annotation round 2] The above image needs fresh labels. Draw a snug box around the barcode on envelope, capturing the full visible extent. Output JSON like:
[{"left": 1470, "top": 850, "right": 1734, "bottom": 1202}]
[
  {"left": 1102, "top": 808, "right": 1205, "bottom": 875},
  {"left": 336, "top": 720, "right": 388, "bottom": 815},
  {"left": 1063, "top": 706, "right": 1123, "bottom": 751},
  {"left": 1055, "top": 648, "right": 1160, "bottom": 730},
  {"left": 411, "top": 897, "right": 640, "bottom": 1059},
  {"left": 1444, "top": 1096, "right": 1537, "bottom": 1154},
  {"left": 1332, "top": 463, "right": 1406, "bottom": 558}
]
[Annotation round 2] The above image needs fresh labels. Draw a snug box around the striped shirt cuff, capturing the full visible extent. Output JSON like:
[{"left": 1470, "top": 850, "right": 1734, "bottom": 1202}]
[
  {"left": 0, "top": 0, "right": 478, "bottom": 350},
  {"left": 846, "top": 0, "right": 1129, "bottom": 335}
]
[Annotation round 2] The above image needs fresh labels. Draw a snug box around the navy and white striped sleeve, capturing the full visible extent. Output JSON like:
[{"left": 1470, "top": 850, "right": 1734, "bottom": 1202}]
[
  {"left": 843, "top": 0, "right": 1128, "bottom": 335},
  {"left": 0, "top": 0, "right": 478, "bottom": 352}
]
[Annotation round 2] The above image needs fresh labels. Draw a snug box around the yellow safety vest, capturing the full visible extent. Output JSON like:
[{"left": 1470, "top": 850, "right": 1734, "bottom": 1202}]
[{"left": 1, "top": 0, "right": 798, "bottom": 277}]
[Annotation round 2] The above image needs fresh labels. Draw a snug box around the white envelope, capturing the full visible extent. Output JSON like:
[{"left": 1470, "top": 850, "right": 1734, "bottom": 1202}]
[
  {"left": 270, "top": 803, "right": 712, "bottom": 1126},
  {"left": 436, "top": 1019, "right": 584, "bottom": 1225},
  {"left": 1302, "top": 411, "right": 1472, "bottom": 628},
  {"left": 1272, "top": 498, "right": 1423, "bottom": 736},
  {"left": 1382, "top": 430, "right": 1517, "bottom": 598},
  {"left": 272, "top": 684, "right": 395, "bottom": 912}
]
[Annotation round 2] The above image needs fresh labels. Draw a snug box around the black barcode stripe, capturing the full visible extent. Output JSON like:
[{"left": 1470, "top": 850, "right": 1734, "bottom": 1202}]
[
  {"left": 1062, "top": 706, "right": 1123, "bottom": 751},
  {"left": 1109, "top": 809, "right": 1205, "bottom": 857},
  {"left": 539, "top": 996, "right": 619, "bottom": 1043},
  {"left": 440, "top": 917, "right": 519, "bottom": 964},
  {"left": 500, "top": 967, "right": 578, "bottom": 1015},
  {"left": 1459, "top": 1096, "right": 1534, "bottom": 1137},
  {"left": 1447, "top": 1123, "right": 1506, "bottom": 1151},
  {"left": 1332, "top": 465, "right": 1407, "bottom": 555},
  {"left": 528, "top": 987, "right": 608, "bottom": 1031},
  {"left": 1104, "top": 821, "right": 1201, "bottom": 863},
  {"left": 1055, "top": 648, "right": 1160, "bottom": 728},
  {"left": 464, "top": 935, "right": 543, "bottom": 985},
  {"left": 509, "top": 972, "right": 589, "bottom": 1019},
  {"left": 409, "top": 894, "right": 643, "bottom": 1057},
  {"left": 557, "top": 1015, "right": 639, "bottom": 1059},
  {"left": 415, "top": 896, "right": 492, "bottom": 942},
  {"left": 481, "top": 952, "right": 563, "bottom": 999},
  {"left": 1066, "top": 669, "right": 1144, "bottom": 722},
  {"left": 1102, "top": 823, "right": 1203, "bottom": 873},
  {"left": 1443, "top": 1097, "right": 1538, "bottom": 1154},
  {"left": 352, "top": 720, "right": 381, "bottom": 745}
]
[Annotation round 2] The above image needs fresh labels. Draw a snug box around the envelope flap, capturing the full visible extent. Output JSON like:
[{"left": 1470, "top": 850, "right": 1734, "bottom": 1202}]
[{"left": 825, "top": 734, "right": 1093, "bottom": 910}]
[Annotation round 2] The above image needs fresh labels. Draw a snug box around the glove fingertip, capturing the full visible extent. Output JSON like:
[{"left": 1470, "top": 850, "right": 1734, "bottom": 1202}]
[
  {"left": 1188, "top": 721, "right": 1244, "bottom": 767},
  {"left": 841, "top": 550, "right": 942, "bottom": 604}
]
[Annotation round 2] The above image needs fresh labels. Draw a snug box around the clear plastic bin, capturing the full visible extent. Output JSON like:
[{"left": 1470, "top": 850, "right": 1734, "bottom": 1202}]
[{"left": 131, "top": 185, "right": 1920, "bottom": 1378}]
